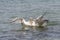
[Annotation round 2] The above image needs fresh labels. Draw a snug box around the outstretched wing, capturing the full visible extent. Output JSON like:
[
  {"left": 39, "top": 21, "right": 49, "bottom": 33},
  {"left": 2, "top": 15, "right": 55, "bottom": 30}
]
[
  {"left": 10, "top": 17, "right": 20, "bottom": 23},
  {"left": 35, "top": 11, "right": 47, "bottom": 24}
]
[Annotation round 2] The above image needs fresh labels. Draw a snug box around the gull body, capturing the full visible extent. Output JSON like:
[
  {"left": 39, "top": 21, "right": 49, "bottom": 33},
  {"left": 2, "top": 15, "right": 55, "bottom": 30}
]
[{"left": 11, "top": 13, "right": 48, "bottom": 30}]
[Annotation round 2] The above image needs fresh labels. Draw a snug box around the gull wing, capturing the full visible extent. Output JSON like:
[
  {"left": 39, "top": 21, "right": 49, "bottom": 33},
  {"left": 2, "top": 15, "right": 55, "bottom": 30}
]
[
  {"left": 10, "top": 17, "right": 20, "bottom": 23},
  {"left": 35, "top": 11, "right": 47, "bottom": 23}
]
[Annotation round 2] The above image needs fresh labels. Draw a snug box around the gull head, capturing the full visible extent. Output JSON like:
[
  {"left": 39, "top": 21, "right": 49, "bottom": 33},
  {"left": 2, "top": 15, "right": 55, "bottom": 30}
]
[{"left": 43, "top": 19, "right": 49, "bottom": 24}]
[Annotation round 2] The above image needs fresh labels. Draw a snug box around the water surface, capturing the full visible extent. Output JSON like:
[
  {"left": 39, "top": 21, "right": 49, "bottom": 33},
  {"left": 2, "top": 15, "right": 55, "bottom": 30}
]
[{"left": 0, "top": 0, "right": 60, "bottom": 40}]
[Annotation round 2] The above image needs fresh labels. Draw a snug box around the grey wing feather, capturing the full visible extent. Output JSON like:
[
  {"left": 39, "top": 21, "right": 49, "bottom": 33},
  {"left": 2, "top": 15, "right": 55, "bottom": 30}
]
[{"left": 35, "top": 12, "right": 47, "bottom": 24}]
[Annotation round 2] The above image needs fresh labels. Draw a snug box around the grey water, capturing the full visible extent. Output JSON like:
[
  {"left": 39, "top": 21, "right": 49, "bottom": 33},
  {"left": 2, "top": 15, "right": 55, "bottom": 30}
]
[{"left": 0, "top": 0, "right": 60, "bottom": 40}]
